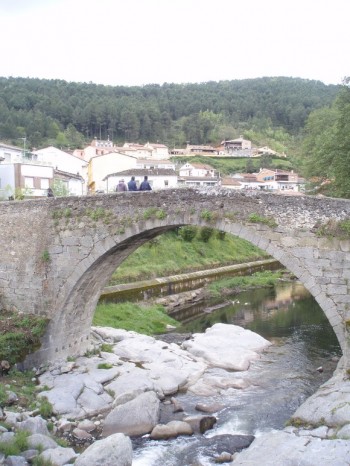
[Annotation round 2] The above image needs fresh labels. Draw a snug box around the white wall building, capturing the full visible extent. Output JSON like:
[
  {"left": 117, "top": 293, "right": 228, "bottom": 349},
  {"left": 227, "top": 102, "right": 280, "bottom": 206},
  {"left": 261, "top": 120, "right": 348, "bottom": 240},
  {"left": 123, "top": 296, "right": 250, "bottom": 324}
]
[
  {"left": 0, "top": 163, "right": 54, "bottom": 199},
  {"left": 179, "top": 162, "right": 216, "bottom": 177},
  {"left": 144, "top": 142, "right": 169, "bottom": 159},
  {"left": 0, "top": 142, "right": 25, "bottom": 162},
  {"left": 88, "top": 152, "right": 137, "bottom": 193},
  {"left": 136, "top": 159, "right": 176, "bottom": 170},
  {"left": 34, "top": 146, "right": 87, "bottom": 177}
]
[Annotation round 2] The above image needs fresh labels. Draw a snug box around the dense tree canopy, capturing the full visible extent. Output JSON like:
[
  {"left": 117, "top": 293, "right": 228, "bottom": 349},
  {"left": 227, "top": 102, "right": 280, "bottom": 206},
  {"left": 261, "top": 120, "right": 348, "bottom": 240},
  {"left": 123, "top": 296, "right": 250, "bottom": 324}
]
[
  {"left": 0, "top": 76, "right": 339, "bottom": 151},
  {"left": 301, "top": 79, "right": 350, "bottom": 198}
]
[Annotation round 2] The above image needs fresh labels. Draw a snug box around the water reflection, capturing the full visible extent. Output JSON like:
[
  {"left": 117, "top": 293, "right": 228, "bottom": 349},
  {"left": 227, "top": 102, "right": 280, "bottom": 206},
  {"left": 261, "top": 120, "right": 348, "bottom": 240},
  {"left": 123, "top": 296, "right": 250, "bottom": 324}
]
[
  {"left": 133, "top": 282, "right": 341, "bottom": 466},
  {"left": 179, "top": 282, "right": 341, "bottom": 354}
]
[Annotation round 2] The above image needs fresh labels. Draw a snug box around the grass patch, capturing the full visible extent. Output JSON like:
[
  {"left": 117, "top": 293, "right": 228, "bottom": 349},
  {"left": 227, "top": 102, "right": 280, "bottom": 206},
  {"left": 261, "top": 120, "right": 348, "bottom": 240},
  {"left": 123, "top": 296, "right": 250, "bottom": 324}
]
[
  {"left": 248, "top": 212, "right": 277, "bottom": 227},
  {"left": 109, "top": 230, "right": 268, "bottom": 285},
  {"left": 38, "top": 397, "right": 54, "bottom": 419},
  {"left": 0, "top": 430, "right": 29, "bottom": 456},
  {"left": 32, "top": 456, "right": 55, "bottom": 465},
  {"left": 93, "top": 302, "right": 179, "bottom": 335},
  {"left": 97, "top": 363, "right": 113, "bottom": 369},
  {"left": 0, "top": 310, "right": 49, "bottom": 364},
  {"left": 100, "top": 343, "right": 113, "bottom": 353},
  {"left": 0, "top": 369, "right": 38, "bottom": 410},
  {"left": 207, "top": 270, "right": 284, "bottom": 298},
  {"left": 315, "top": 218, "right": 350, "bottom": 238}
]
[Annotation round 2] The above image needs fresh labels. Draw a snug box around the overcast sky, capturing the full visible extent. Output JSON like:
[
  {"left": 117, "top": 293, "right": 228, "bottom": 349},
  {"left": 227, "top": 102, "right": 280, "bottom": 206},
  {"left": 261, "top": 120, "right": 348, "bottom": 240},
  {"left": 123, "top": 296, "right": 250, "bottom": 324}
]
[{"left": 0, "top": 0, "right": 348, "bottom": 87}]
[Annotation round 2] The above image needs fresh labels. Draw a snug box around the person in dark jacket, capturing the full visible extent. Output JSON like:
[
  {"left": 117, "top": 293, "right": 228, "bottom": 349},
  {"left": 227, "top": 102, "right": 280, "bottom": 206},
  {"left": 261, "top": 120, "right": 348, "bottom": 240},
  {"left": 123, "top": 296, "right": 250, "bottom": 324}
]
[
  {"left": 116, "top": 179, "right": 127, "bottom": 192},
  {"left": 139, "top": 175, "right": 152, "bottom": 191},
  {"left": 47, "top": 188, "right": 54, "bottom": 197},
  {"left": 127, "top": 176, "right": 138, "bottom": 191}
]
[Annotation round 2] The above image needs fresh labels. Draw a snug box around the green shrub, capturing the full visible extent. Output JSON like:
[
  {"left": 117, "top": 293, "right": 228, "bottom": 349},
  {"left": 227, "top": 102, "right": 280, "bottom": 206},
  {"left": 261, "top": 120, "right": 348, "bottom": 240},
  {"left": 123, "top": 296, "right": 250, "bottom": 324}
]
[
  {"left": 41, "top": 250, "right": 50, "bottom": 262},
  {"left": 248, "top": 212, "right": 277, "bottom": 227},
  {"left": 178, "top": 226, "right": 197, "bottom": 242},
  {"left": 199, "top": 227, "right": 214, "bottom": 243},
  {"left": 100, "top": 343, "right": 113, "bottom": 353},
  {"left": 38, "top": 397, "right": 54, "bottom": 418},
  {"left": 0, "top": 311, "right": 49, "bottom": 364},
  {"left": 32, "top": 457, "right": 55, "bottom": 466},
  {"left": 200, "top": 209, "right": 213, "bottom": 221},
  {"left": 0, "top": 430, "right": 29, "bottom": 456},
  {"left": 97, "top": 363, "right": 113, "bottom": 370},
  {"left": 217, "top": 230, "right": 226, "bottom": 240}
]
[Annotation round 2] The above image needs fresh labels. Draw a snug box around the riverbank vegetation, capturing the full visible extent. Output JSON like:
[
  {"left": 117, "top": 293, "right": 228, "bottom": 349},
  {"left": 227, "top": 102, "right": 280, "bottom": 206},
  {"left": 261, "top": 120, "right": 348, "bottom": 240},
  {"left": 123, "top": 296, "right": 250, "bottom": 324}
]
[
  {"left": 109, "top": 229, "right": 269, "bottom": 285},
  {"left": 94, "top": 270, "right": 287, "bottom": 333},
  {"left": 93, "top": 302, "right": 178, "bottom": 335},
  {"left": 207, "top": 270, "right": 285, "bottom": 298},
  {"left": 0, "top": 310, "right": 48, "bottom": 365}
]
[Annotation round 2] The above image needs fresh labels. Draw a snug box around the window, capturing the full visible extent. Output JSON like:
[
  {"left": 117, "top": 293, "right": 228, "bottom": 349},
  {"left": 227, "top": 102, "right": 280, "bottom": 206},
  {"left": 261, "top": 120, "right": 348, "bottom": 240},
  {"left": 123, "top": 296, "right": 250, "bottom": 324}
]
[
  {"left": 164, "top": 180, "right": 169, "bottom": 186},
  {"left": 24, "top": 177, "right": 34, "bottom": 188},
  {"left": 41, "top": 178, "right": 50, "bottom": 189}
]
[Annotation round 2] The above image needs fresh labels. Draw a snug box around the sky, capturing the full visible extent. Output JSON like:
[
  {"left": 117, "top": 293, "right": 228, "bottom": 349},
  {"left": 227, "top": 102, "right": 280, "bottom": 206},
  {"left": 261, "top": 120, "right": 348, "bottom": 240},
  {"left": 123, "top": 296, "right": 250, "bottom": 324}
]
[{"left": 0, "top": 0, "right": 348, "bottom": 87}]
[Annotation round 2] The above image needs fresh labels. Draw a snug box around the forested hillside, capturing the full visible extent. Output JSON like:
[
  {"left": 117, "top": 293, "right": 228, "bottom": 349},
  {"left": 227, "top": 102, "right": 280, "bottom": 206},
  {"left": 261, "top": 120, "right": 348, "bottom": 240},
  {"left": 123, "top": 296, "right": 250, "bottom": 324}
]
[{"left": 0, "top": 76, "right": 339, "bottom": 151}]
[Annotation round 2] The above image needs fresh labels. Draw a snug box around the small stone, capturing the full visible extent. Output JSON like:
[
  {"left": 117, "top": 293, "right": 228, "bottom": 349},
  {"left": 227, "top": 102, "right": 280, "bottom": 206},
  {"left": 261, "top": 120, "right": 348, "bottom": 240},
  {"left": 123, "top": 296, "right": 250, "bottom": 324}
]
[
  {"left": 214, "top": 451, "right": 233, "bottom": 463},
  {"left": 72, "top": 428, "right": 93, "bottom": 440}
]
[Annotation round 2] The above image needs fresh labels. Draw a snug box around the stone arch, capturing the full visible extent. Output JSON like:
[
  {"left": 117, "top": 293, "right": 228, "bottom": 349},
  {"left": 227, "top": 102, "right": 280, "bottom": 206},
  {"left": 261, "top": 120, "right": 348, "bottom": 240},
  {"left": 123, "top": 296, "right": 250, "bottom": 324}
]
[{"left": 24, "top": 213, "right": 346, "bottom": 367}]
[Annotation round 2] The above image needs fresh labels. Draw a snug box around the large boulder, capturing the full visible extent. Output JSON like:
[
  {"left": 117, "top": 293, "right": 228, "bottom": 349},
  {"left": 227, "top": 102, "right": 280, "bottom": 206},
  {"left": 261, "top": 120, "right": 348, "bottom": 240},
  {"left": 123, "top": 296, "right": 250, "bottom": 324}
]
[
  {"left": 38, "top": 446, "right": 78, "bottom": 466},
  {"left": 292, "top": 372, "right": 350, "bottom": 427},
  {"left": 182, "top": 323, "right": 271, "bottom": 371},
  {"left": 232, "top": 430, "right": 350, "bottom": 466},
  {"left": 75, "top": 433, "right": 132, "bottom": 466},
  {"left": 17, "top": 416, "right": 50, "bottom": 436},
  {"left": 102, "top": 391, "right": 160, "bottom": 437},
  {"left": 150, "top": 420, "right": 193, "bottom": 440}
]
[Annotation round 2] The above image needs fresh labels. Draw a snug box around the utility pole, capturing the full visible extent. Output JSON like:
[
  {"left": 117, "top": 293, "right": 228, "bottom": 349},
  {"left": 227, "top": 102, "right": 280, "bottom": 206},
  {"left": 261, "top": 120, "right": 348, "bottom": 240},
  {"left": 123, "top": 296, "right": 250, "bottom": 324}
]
[{"left": 19, "top": 137, "right": 26, "bottom": 157}]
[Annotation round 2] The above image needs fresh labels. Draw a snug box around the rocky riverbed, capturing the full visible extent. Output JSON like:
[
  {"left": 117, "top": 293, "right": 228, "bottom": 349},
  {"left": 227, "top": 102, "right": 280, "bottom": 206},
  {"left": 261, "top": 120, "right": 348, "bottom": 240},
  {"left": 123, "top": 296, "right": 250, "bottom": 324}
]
[{"left": 1, "top": 323, "right": 350, "bottom": 465}]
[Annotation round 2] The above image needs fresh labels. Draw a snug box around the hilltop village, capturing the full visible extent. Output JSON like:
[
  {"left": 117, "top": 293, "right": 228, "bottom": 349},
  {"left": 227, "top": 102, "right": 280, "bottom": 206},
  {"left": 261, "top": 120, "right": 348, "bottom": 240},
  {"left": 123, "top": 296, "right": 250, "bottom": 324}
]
[{"left": 0, "top": 136, "right": 304, "bottom": 199}]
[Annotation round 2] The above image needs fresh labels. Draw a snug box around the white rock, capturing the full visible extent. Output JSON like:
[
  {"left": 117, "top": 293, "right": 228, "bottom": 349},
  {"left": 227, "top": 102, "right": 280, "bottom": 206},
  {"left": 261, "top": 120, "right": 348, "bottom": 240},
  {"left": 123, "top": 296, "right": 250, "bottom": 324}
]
[
  {"left": 182, "top": 323, "right": 271, "bottom": 371},
  {"left": 74, "top": 433, "right": 132, "bottom": 466},
  {"left": 39, "top": 446, "right": 78, "bottom": 466},
  {"left": 102, "top": 391, "right": 160, "bottom": 437},
  {"left": 233, "top": 430, "right": 350, "bottom": 466}
]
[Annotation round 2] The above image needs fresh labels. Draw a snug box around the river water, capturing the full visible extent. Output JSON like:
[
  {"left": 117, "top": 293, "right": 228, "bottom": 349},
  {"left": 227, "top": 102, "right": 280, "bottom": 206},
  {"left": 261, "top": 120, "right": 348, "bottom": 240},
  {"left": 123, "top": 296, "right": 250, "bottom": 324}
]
[{"left": 132, "top": 281, "right": 341, "bottom": 466}]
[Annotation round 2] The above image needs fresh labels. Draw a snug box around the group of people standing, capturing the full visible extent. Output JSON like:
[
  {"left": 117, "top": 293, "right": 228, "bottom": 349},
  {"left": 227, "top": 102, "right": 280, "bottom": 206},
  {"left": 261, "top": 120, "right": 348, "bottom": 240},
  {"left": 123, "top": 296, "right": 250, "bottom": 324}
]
[{"left": 116, "top": 176, "right": 152, "bottom": 192}]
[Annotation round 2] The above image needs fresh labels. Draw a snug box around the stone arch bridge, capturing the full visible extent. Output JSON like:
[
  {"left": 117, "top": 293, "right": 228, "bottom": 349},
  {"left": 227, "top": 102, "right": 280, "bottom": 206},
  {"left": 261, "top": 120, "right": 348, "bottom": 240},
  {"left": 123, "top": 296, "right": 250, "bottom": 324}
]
[{"left": 1, "top": 189, "right": 350, "bottom": 368}]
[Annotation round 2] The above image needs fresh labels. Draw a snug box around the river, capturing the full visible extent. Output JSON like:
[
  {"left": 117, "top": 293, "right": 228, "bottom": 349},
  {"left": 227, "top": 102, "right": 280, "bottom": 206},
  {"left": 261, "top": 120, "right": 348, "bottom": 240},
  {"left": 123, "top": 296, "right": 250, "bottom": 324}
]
[{"left": 132, "top": 281, "right": 341, "bottom": 466}]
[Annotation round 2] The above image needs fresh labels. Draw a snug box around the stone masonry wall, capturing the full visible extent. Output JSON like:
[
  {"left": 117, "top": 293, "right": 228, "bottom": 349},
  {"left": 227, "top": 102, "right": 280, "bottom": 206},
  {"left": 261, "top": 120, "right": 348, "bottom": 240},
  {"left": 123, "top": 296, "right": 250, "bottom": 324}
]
[{"left": 0, "top": 188, "right": 350, "bottom": 367}]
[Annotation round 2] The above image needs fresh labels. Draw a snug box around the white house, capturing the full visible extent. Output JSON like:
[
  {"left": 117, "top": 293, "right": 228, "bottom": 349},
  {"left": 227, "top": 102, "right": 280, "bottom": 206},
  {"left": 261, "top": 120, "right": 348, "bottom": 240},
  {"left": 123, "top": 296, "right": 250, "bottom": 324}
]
[
  {"left": 0, "top": 162, "right": 54, "bottom": 199},
  {"left": 54, "top": 169, "right": 85, "bottom": 196},
  {"left": 179, "top": 162, "right": 217, "bottom": 178},
  {"left": 144, "top": 142, "right": 169, "bottom": 159},
  {"left": 88, "top": 151, "right": 137, "bottom": 193},
  {"left": 34, "top": 146, "right": 87, "bottom": 177},
  {"left": 121, "top": 142, "right": 170, "bottom": 160},
  {"left": 136, "top": 159, "right": 176, "bottom": 170},
  {"left": 178, "top": 162, "right": 219, "bottom": 187},
  {"left": 0, "top": 142, "right": 25, "bottom": 162},
  {"left": 121, "top": 143, "right": 152, "bottom": 159},
  {"left": 73, "top": 138, "right": 115, "bottom": 162},
  {"left": 103, "top": 168, "right": 178, "bottom": 191}
]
